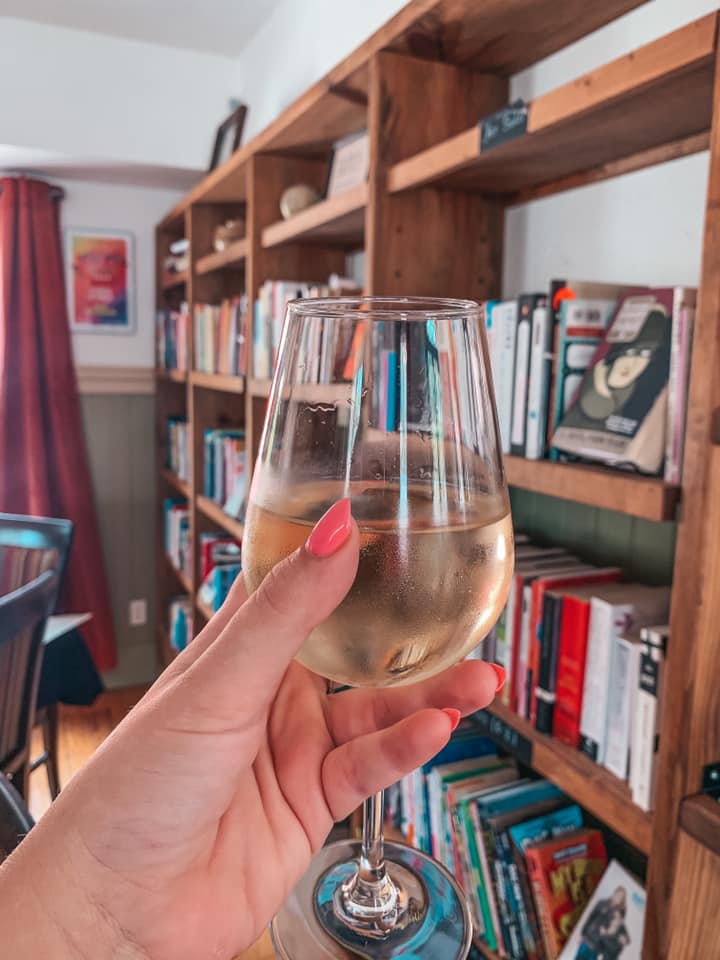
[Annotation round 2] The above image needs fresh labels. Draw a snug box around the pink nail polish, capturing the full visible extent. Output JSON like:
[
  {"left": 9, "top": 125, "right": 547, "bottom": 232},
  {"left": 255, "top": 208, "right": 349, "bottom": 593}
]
[
  {"left": 442, "top": 708, "right": 461, "bottom": 732},
  {"left": 490, "top": 663, "right": 506, "bottom": 693},
  {"left": 307, "top": 499, "right": 352, "bottom": 558}
]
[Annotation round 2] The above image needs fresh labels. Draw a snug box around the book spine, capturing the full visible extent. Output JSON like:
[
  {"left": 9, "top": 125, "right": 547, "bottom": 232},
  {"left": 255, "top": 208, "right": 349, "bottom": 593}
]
[
  {"left": 525, "top": 850, "right": 556, "bottom": 960},
  {"left": 460, "top": 802, "right": 486, "bottom": 936},
  {"left": 552, "top": 599, "right": 588, "bottom": 748},
  {"left": 579, "top": 601, "right": 615, "bottom": 763},
  {"left": 525, "top": 305, "right": 552, "bottom": 460},
  {"left": 497, "top": 303, "right": 518, "bottom": 455},
  {"left": 516, "top": 585, "right": 534, "bottom": 719},
  {"left": 508, "top": 850, "right": 542, "bottom": 960},
  {"left": 604, "top": 636, "right": 639, "bottom": 780},
  {"left": 535, "top": 595, "right": 564, "bottom": 734},
  {"left": 510, "top": 301, "right": 533, "bottom": 457},
  {"left": 470, "top": 804, "right": 502, "bottom": 953},
  {"left": 664, "top": 291, "right": 683, "bottom": 483},
  {"left": 630, "top": 644, "right": 665, "bottom": 811},
  {"left": 493, "top": 829, "right": 528, "bottom": 959}
]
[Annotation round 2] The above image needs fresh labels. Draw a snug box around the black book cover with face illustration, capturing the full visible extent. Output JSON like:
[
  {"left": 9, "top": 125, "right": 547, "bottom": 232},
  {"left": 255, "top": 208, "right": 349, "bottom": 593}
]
[{"left": 551, "top": 289, "right": 673, "bottom": 475}]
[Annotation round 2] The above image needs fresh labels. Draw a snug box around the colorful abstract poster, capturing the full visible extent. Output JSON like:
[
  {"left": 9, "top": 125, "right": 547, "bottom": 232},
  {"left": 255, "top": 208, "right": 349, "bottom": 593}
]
[{"left": 66, "top": 230, "right": 134, "bottom": 332}]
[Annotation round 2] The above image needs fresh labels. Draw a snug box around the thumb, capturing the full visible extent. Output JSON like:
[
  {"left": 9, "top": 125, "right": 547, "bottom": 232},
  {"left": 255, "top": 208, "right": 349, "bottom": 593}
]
[{"left": 163, "top": 499, "right": 358, "bottom": 727}]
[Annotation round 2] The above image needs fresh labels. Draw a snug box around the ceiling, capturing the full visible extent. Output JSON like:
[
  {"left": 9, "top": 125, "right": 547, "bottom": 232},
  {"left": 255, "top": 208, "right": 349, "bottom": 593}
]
[{"left": 0, "top": 0, "right": 285, "bottom": 56}]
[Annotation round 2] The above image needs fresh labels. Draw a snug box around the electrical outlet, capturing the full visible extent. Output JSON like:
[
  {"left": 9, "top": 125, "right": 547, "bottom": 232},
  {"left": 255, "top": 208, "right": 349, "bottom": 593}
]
[{"left": 129, "top": 599, "right": 147, "bottom": 627}]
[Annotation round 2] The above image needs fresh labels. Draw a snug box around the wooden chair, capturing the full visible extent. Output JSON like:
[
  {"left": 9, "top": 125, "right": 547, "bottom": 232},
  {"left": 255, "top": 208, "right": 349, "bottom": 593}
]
[
  {"left": 0, "top": 566, "right": 61, "bottom": 799},
  {"left": 0, "top": 514, "right": 73, "bottom": 799},
  {"left": 0, "top": 771, "right": 33, "bottom": 863}
]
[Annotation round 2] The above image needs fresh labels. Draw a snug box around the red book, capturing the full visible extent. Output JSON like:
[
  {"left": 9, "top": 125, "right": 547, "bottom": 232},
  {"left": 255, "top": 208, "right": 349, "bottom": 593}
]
[
  {"left": 552, "top": 583, "right": 615, "bottom": 747},
  {"left": 527, "top": 568, "right": 621, "bottom": 725},
  {"left": 526, "top": 828, "right": 607, "bottom": 958}
]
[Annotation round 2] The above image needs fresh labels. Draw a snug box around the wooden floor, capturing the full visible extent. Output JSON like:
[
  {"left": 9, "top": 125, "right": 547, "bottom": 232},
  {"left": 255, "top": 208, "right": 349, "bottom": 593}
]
[{"left": 29, "top": 686, "right": 276, "bottom": 960}]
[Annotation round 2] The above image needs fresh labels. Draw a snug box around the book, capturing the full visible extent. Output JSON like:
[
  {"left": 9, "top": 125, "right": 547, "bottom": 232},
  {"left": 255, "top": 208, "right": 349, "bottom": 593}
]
[
  {"left": 552, "top": 289, "right": 673, "bottom": 474},
  {"left": 534, "top": 591, "right": 565, "bottom": 735},
  {"left": 604, "top": 630, "right": 644, "bottom": 781},
  {"left": 558, "top": 860, "right": 646, "bottom": 960},
  {"left": 526, "top": 300, "right": 553, "bottom": 460},
  {"left": 527, "top": 567, "right": 623, "bottom": 726},
  {"left": 579, "top": 585, "right": 670, "bottom": 764},
  {"left": 552, "top": 584, "right": 614, "bottom": 748},
  {"left": 509, "top": 804, "right": 585, "bottom": 960},
  {"left": 511, "top": 294, "right": 546, "bottom": 457},
  {"left": 489, "top": 300, "right": 519, "bottom": 454},
  {"left": 526, "top": 828, "right": 608, "bottom": 958},
  {"left": 194, "top": 297, "right": 248, "bottom": 376},
  {"left": 166, "top": 417, "right": 189, "bottom": 481},
  {"left": 664, "top": 287, "right": 697, "bottom": 484},
  {"left": 629, "top": 626, "right": 668, "bottom": 811},
  {"left": 168, "top": 597, "right": 191, "bottom": 652},
  {"left": 156, "top": 304, "right": 190, "bottom": 371}
]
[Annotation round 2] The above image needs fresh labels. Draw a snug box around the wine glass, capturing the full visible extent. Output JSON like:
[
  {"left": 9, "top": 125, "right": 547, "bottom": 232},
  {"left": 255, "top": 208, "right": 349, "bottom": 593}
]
[{"left": 242, "top": 297, "right": 514, "bottom": 959}]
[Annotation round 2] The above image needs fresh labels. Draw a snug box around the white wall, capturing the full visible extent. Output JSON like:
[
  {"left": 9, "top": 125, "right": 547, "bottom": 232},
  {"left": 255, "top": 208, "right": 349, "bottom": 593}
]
[
  {"left": 56, "top": 177, "right": 183, "bottom": 367},
  {"left": 233, "top": 0, "right": 407, "bottom": 140},
  {"left": 0, "top": 18, "right": 234, "bottom": 171},
  {"left": 234, "top": 0, "right": 713, "bottom": 292}
]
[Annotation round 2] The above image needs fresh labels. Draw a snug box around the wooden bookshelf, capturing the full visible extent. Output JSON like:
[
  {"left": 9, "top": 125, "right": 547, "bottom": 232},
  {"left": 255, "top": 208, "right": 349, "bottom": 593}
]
[
  {"left": 156, "top": 625, "right": 176, "bottom": 669},
  {"left": 155, "top": 6, "right": 720, "bottom": 954},
  {"left": 156, "top": 368, "right": 187, "bottom": 384},
  {"left": 262, "top": 183, "right": 367, "bottom": 248},
  {"left": 196, "top": 495, "right": 244, "bottom": 541},
  {"left": 195, "top": 596, "right": 214, "bottom": 622},
  {"left": 160, "top": 467, "right": 190, "bottom": 499},
  {"left": 388, "top": 15, "right": 715, "bottom": 202},
  {"left": 475, "top": 702, "right": 653, "bottom": 854},
  {"left": 504, "top": 457, "right": 680, "bottom": 522},
  {"left": 162, "top": 270, "right": 188, "bottom": 291},
  {"left": 190, "top": 371, "right": 245, "bottom": 394},
  {"left": 166, "top": 556, "right": 192, "bottom": 595},
  {"left": 195, "top": 237, "right": 248, "bottom": 275}
]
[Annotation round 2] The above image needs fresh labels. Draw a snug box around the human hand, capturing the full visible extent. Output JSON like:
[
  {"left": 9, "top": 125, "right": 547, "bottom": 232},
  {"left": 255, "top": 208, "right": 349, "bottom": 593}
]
[{"left": 0, "top": 500, "right": 502, "bottom": 960}]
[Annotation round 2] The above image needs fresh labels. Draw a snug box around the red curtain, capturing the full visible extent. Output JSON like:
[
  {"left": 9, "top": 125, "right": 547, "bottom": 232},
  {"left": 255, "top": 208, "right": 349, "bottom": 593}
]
[{"left": 0, "top": 176, "right": 116, "bottom": 670}]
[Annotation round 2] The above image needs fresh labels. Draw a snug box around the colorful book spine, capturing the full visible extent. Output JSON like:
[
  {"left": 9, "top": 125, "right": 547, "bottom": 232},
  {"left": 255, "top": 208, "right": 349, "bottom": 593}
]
[
  {"left": 664, "top": 288, "right": 697, "bottom": 483},
  {"left": 525, "top": 302, "right": 553, "bottom": 460}
]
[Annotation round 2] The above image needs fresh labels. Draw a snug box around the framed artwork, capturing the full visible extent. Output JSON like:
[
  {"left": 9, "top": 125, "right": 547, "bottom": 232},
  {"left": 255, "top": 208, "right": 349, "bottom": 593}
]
[
  {"left": 209, "top": 103, "right": 248, "bottom": 172},
  {"left": 65, "top": 229, "right": 135, "bottom": 334},
  {"left": 326, "top": 130, "right": 370, "bottom": 198}
]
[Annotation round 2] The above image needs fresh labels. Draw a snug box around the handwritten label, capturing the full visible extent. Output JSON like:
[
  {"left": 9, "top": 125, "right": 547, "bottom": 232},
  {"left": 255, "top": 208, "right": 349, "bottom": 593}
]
[
  {"left": 473, "top": 709, "right": 533, "bottom": 766},
  {"left": 480, "top": 99, "right": 528, "bottom": 152}
]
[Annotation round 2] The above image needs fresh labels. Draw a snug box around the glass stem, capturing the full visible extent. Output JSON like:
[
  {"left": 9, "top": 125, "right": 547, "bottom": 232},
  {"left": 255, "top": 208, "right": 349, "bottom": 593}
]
[{"left": 359, "top": 791, "right": 386, "bottom": 884}]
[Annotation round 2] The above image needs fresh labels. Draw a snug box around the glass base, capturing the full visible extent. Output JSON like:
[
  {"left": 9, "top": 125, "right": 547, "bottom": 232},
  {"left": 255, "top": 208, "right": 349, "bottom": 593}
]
[{"left": 270, "top": 839, "right": 472, "bottom": 959}]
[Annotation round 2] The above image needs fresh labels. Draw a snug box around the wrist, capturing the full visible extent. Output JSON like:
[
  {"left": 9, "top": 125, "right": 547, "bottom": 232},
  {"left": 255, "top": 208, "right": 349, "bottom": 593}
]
[{"left": 0, "top": 825, "right": 147, "bottom": 960}]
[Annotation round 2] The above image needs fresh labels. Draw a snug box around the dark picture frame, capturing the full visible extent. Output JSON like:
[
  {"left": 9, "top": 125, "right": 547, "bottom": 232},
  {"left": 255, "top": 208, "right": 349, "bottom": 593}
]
[{"left": 209, "top": 104, "right": 248, "bottom": 172}]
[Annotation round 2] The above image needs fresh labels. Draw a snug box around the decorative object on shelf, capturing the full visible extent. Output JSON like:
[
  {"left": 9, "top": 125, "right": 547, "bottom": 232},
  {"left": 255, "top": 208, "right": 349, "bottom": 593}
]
[
  {"left": 480, "top": 98, "right": 528, "bottom": 152},
  {"left": 279, "top": 183, "right": 321, "bottom": 220},
  {"left": 325, "top": 129, "right": 370, "bottom": 198},
  {"left": 212, "top": 218, "right": 245, "bottom": 252},
  {"left": 163, "top": 237, "right": 189, "bottom": 276},
  {"left": 65, "top": 228, "right": 134, "bottom": 333},
  {"left": 209, "top": 102, "right": 247, "bottom": 172}
]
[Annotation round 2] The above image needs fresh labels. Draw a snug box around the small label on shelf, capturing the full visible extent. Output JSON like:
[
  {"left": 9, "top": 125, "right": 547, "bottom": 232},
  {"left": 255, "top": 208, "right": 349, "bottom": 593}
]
[
  {"left": 480, "top": 99, "right": 528, "bottom": 152},
  {"left": 473, "top": 708, "right": 533, "bottom": 766}
]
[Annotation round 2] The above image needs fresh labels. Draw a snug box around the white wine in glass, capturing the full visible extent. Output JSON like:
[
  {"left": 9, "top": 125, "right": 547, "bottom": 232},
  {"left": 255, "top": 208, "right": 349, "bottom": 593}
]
[{"left": 242, "top": 297, "right": 513, "bottom": 959}]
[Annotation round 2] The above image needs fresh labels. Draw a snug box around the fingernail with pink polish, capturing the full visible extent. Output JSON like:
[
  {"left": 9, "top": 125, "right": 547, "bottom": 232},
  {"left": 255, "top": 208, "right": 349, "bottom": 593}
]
[
  {"left": 490, "top": 663, "right": 506, "bottom": 693},
  {"left": 307, "top": 499, "right": 352, "bottom": 558},
  {"left": 443, "top": 708, "right": 461, "bottom": 732}
]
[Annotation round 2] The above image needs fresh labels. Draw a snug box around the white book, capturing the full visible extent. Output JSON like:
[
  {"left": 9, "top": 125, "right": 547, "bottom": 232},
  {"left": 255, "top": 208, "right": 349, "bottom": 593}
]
[
  {"left": 510, "top": 313, "right": 531, "bottom": 454},
  {"left": 490, "top": 300, "right": 518, "bottom": 454},
  {"left": 525, "top": 304, "right": 552, "bottom": 460},
  {"left": 604, "top": 632, "right": 643, "bottom": 780},
  {"left": 580, "top": 586, "right": 670, "bottom": 765},
  {"left": 630, "top": 626, "right": 668, "bottom": 811}
]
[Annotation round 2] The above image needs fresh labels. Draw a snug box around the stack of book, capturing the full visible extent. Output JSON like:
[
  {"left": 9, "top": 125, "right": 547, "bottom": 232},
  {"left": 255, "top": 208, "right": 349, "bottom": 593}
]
[
  {"left": 389, "top": 725, "right": 645, "bottom": 958},
  {"left": 163, "top": 498, "right": 191, "bottom": 578},
  {"left": 166, "top": 417, "right": 189, "bottom": 482},
  {"left": 476, "top": 536, "right": 670, "bottom": 811},
  {"left": 252, "top": 277, "right": 362, "bottom": 380},
  {"left": 194, "top": 296, "right": 248, "bottom": 376},
  {"left": 204, "top": 429, "right": 246, "bottom": 519},
  {"left": 486, "top": 283, "right": 696, "bottom": 480},
  {"left": 156, "top": 304, "right": 189, "bottom": 371},
  {"left": 168, "top": 597, "right": 192, "bottom": 653},
  {"left": 197, "top": 533, "right": 242, "bottom": 612}
]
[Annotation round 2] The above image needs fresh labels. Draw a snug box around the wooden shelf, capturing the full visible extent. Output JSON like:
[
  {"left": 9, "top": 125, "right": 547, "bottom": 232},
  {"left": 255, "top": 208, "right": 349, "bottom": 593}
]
[
  {"left": 156, "top": 625, "right": 177, "bottom": 669},
  {"left": 262, "top": 183, "right": 367, "bottom": 249},
  {"left": 195, "top": 238, "right": 248, "bottom": 275},
  {"left": 166, "top": 556, "right": 192, "bottom": 595},
  {"left": 249, "top": 379, "right": 272, "bottom": 398},
  {"left": 504, "top": 456, "right": 680, "bottom": 522},
  {"left": 190, "top": 370, "right": 245, "bottom": 394},
  {"left": 160, "top": 468, "right": 190, "bottom": 499},
  {"left": 156, "top": 368, "right": 187, "bottom": 384},
  {"left": 196, "top": 495, "right": 244, "bottom": 540},
  {"left": 474, "top": 702, "right": 653, "bottom": 855},
  {"left": 472, "top": 936, "right": 501, "bottom": 960},
  {"left": 388, "top": 15, "right": 716, "bottom": 202},
  {"left": 195, "top": 596, "right": 214, "bottom": 622},
  {"left": 680, "top": 795, "right": 720, "bottom": 858},
  {"left": 162, "top": 270, "right": 188, "bottom": 290}
]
